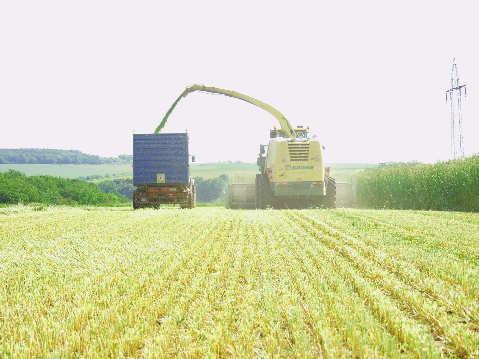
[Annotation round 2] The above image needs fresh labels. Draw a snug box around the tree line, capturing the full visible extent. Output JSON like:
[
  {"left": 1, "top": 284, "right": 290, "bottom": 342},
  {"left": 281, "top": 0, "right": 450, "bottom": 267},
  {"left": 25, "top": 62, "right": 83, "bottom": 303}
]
[
  {"left": 0, "top": 170, "right": 128, "bottom": 205},
  {"left": 0, "top": 149, "right": 132, "bottom": 164},
  {"left": 0, "top": 170, "right": 229, "bottom": 206}
]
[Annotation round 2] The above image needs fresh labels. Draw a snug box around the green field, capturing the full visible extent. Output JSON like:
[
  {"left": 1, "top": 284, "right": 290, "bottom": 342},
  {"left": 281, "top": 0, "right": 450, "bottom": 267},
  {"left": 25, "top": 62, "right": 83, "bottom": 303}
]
[
  {"left": 0, "top": 163, "right": 250, "bottom": 180},
  {"left": 0, "top": 162, "right": 374, "bottom": 182},
  {"left": 0, "top": 163, "right": 133, "bottom": 179},
  {"left": 1, "top": 206, "right": 477, "bottom": 357},
  {"left": 192, "top": 162, "right": 257, "bottom": 179}
]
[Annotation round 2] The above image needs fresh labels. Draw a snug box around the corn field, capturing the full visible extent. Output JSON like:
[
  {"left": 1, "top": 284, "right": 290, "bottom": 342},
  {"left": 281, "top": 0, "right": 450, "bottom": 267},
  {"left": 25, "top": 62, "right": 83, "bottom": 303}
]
[
  {"left": 1, "top": 206, "right": 478, "bottom": 357},
  {"left": 355, "top": 156, "right": 479, "bottom": 211}
]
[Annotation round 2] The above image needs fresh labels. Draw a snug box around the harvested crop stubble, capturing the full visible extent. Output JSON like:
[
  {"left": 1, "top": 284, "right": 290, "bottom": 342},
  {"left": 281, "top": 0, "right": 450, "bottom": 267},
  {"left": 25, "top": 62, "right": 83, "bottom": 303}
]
[{"left": 0, "top": 206, "right": 478, "bottom": 357}]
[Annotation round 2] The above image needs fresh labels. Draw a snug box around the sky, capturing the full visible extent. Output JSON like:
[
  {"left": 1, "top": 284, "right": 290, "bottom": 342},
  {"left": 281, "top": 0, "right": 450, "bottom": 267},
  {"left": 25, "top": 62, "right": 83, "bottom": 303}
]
[{"left": 0, "top": 0, "right": 477, "bottom": 163}]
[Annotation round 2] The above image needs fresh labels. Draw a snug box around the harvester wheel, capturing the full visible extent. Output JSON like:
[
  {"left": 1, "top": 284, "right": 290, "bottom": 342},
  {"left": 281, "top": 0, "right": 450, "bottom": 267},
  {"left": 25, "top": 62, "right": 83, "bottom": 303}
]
[
  {"left": 255, "top": 175, "right": 261, "bottom": 209},
  {"left": 255, "top": 175, "right": 263, "bottom": 209},
  {"left": 255, "top": 174, "right": 272, "bottom": 209},
  {"left": 324, "top": 176, "right": 336, "bottom": 208},
  {"left": 225, "top": 187, "right": 232, "bottom": 209}
]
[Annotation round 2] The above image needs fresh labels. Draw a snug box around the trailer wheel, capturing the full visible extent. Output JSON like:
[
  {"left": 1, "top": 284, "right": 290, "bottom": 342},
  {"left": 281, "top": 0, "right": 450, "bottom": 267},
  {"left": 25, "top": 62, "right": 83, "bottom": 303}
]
[
  {"left": 189, "top": 183, "right": 196, "bottom": 208},
  {"left": 181, "top": 197, "right": 190, "bottom": 209},
  {"left": 192, "top": 184, "right": 197, "bottom": 208},
  {"left": 133, "top": 189, "right": 145, "bottom": 209},
  {"left": 182, "top": 183, "right": 196, "bottom": 209}
]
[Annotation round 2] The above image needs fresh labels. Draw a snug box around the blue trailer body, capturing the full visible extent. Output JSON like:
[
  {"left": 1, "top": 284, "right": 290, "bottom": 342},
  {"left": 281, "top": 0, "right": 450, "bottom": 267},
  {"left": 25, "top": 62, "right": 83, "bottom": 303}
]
[{"left": 133, "top": 133, "right": 189, "bottom": 186}]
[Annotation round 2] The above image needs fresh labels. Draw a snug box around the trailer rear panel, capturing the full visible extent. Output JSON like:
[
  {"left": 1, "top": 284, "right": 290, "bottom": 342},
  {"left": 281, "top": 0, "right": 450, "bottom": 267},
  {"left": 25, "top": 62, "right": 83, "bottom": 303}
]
[{"left": 133, "top": 133, "right": 189, "bottom": 186}]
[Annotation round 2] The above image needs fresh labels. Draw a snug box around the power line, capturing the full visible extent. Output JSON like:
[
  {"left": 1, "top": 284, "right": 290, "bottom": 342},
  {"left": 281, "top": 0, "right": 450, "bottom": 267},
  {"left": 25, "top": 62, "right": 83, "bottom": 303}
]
[{"left": 445, "top": 58, "right": 467, "bottom": 159}]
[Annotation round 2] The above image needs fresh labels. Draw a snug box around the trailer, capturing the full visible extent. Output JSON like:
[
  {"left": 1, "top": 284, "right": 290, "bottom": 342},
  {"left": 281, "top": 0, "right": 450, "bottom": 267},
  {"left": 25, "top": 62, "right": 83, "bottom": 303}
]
[{"left": 133, "top": 133, "right": 196, "bottom": 209}]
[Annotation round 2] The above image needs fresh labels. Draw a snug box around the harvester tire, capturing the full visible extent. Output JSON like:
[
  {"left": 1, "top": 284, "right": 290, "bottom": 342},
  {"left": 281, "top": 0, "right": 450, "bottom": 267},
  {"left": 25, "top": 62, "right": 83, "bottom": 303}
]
[
  {"left": 255, "top": 175, "right": 264, "bottom": 209},
  {"left": 225, "top": 192, "right": 231, "bottom": 209},
  {"left": 255, "top": 174, "right": 272, "bottom": 209},
  {"left": 324, "top": 176, "right": 336, "bottom": 208}
]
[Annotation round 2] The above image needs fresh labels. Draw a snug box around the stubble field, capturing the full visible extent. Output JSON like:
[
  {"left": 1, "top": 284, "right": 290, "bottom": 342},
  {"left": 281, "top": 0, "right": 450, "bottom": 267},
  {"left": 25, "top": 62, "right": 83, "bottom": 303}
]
[{"left": 0, "top": 207, "right": 478, "bottom": 357}]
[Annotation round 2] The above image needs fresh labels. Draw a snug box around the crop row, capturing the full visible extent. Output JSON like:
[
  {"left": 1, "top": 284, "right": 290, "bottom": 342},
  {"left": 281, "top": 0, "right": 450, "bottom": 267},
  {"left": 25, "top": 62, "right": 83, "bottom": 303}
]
[{"left": 0, "top": 207, "right": 478, "bottom": 357}]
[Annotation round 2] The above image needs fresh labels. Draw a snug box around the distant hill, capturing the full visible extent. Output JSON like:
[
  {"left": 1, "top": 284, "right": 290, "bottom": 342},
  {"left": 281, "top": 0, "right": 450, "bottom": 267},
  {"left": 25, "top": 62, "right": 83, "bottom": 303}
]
[
  {"left": 0, "top": 149, "right": 132, "bottom": 164},
  {"left": 0, "top": 148, "right": 375, "bottom": 183}
]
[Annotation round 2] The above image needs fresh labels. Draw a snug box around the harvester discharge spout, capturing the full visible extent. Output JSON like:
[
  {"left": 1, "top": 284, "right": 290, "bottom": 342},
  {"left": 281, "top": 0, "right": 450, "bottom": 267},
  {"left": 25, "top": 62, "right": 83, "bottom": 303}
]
[{"left": 154, "top": 84, "right": 296, "bottom": 138}]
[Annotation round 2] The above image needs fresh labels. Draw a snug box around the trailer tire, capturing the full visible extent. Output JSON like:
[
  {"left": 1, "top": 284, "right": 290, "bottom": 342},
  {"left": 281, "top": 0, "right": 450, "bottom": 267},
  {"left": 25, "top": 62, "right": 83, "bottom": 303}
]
[
  {"left": 133, "top": 189, "right": 145, "bottom": 210},
  {"left": 182, "top": 183, "right": 197, "bottom": 209},
  {"left": 192, "top": 184, "right": 197, "bottom": 208}
]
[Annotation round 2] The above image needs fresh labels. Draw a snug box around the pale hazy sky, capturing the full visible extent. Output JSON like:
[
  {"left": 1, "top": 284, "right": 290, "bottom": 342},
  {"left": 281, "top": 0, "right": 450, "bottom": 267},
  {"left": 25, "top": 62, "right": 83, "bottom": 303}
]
[{"left": 0, "top": 1, "right": 477, "bottom": 163}]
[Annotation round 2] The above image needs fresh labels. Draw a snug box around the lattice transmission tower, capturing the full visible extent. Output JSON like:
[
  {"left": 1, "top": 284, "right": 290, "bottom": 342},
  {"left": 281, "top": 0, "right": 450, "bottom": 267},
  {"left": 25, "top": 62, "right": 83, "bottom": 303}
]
[{"left": 445, "top": 58, "right": 467, "bottom": 159}]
